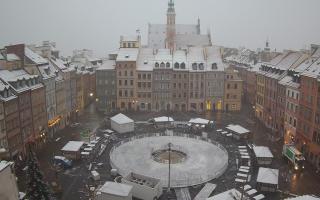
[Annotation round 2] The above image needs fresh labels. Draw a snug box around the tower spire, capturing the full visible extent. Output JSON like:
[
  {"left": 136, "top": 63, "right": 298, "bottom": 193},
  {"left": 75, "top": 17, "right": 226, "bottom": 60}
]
[{"left": 166, "top": 0, "right": 176, "bottom": 50}]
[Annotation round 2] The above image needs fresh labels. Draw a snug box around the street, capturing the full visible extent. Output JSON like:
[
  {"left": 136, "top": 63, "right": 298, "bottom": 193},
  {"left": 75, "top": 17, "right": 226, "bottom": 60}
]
[{"left": 20, "top": 102, "right": 320, "bottom": 200}]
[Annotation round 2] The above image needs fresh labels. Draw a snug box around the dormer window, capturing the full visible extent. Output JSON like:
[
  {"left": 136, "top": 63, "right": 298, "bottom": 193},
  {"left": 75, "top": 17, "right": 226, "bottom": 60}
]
[
  {"left": 166, "top": 62, "right": 170, "bottom": 68},
  {"left": 174, "top": 62, "right": 179, "bottom": 69},
  {"left": 192, "top": 63, "right": 197, "bottom": 70},
  {"left": 155, "top": 62, "right": 159, "bottom": 68},
  {"left": 160, "top": 62, "right": 165, "bottom": 68},
  {"left": 125, "top": 54, "right": 129, "bottom": 59},
  {"left": 212, "top": 63, "right": 217, "bottom": 70},
  {"left": 143, "top": 60, "right": 148, "bottom": 65},
  {"left": 180, "top": 62, "right": 186, "bottom": 69},
  {"left": 199, "top": 63, "right": 204, "bottom": 70}
]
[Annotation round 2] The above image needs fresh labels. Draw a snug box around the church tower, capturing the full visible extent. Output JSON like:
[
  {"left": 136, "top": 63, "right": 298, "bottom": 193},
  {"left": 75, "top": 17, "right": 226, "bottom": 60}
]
[{"left": 166, "top": 0, "right": 176, "bottom": 50}]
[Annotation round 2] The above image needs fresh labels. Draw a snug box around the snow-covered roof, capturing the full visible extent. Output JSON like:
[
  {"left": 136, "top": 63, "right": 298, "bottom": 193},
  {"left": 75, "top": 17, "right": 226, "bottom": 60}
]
[
  {"left": 285, "top": 195, "right": 320, "bottom": 200},
  {"left": 25, "top": 47, "right": 48, "bottom": 65},
  {"left": 154, "top": 116, "right": 174, "bottom": 123},
  {"left": 97, "top": 60, "right": 116, "bottom": 71},
  {"left": 98, "top": 181, "right": 132, "bottom": 197},
  {"left": 226, "top": 124, "right": 250, "bottom": 134},
  {"left": 148, "top": 24, "right": 199, "bottom": 49},
  {"left": 116, "top": 48, "right": 139, "bottom": 62},
  {"left": 253, "top": 146, "right": 273, "bottom": 158},
  {"left": 122, "top": 35, "right": 139, "bottom": 42},
  {"left": 137, "top": 48, "right": 154, "bottom": 71},
  {"left": 256, "top": 167, "right": 279, "bottom": 185},
  {"left": 176, "top": 34, "right": 210, "bottom": 49},
  {"left": 111, "top": 113, "right": 134, "bottom": 124},
  {"left": 50, "top": 58, "right": 67, "bottom": 70},
  {"left": 0, "top": 160, "right": 13, "bottom": 172},
  {"left": 206, "top": 188, "right": 242, "bottom": 200},
  {"left": 61, "top": 141, "right": 84, "bottom": 152},
  {"left": 189, "top": 118, "right": 209, "bottom": 124}
]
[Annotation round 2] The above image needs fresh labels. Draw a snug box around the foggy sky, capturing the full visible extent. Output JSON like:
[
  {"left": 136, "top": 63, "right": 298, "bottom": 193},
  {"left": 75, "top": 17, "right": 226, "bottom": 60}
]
[{"left": 1, "top": 0, "right": 320, "bottom": 57}]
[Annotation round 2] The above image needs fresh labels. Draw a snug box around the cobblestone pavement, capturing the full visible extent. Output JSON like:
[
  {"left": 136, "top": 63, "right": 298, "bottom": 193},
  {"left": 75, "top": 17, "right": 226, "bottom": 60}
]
[{"left": 18, "top": 103, "right": 320, "bottom": 200}]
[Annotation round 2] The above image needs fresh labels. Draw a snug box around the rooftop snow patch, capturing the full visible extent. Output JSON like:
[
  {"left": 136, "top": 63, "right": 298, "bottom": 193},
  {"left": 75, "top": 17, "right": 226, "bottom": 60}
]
[
  {"left": 257, "top": 167, "right": 279, "bottom": 185},
  {"left": 226, "top": 124, "right": 250, "bottom": 134},
  {"left": 253, "top": 146, "right": 273, "bottom": 158},
  {"left": 111, "top": 113, "right": 134, "bottom": 124},
  {"left": 98, "top": 181, "right": 132, "bottom": 197},
  {"left": 61, "top": 141, "right": 84, "bottom": 152}
]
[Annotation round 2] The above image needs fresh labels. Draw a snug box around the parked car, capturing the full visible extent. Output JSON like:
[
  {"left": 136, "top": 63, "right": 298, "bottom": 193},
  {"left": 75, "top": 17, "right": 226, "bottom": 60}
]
[{"left": 53, "top": 156, "right": 72, "bottom": 169}]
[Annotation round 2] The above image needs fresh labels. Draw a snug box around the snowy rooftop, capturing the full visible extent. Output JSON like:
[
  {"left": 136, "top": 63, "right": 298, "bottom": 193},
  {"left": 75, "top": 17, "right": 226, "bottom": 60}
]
[
  {"left": 189, "top": 118, "right": 209, "bottom": 124},
  {"left": 97, "top": 60, "right": 116, "bottom": 70},
  {"left": 0, "top": 160, "right": 12, "bottom": 172},
  {"left": 226, "top": 124, "right": 250, "bottom": 134},
  {"left": 61, "top": 141, "right": 84, "bottom": 152},
  {"left": 25, "top": 47, "right": 48, "bottom": 65},
  {"left": 256, "top": 167, "right": 279, "bottom": 185},
  {"left": 301, "top": 57, "right": 320, "bottom": 78},
  {"left": 253, "top": 146, "right": 273, "bottom": 158},
  {"left": 50, "top": 58, "right": 67, "bottom": 70},
  {"left": 176, "top": 34, "right": 210, "bottom": 49},
  {"left": 111, "top": 113, "right": 134, "bottom": 124},
  {"left": 285, "top": 195, "right": 320, "bottom": 200},
  {"left": 154, "top": 116, "right": 174, "bottom": 122},
  {"left": 137, "top": 48, "right": 155, "bottom": 71},
  {"left": 206, "top": 188, "right": 242, "bottom": 200},
  {"left": 121, "top": 35, "right": 139, "bottom": 42},
  {"left": 116, "top": 48, "right": 139, "bottom": 62},
  {"left": 98, "top": 181, "right": 132, "bottom": 197}
]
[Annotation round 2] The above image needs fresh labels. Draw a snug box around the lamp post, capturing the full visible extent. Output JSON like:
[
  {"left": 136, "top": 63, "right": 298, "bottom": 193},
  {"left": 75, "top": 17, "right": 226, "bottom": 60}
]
[{"left": 167, "top": 142, "right": 172, "bottom": 193}]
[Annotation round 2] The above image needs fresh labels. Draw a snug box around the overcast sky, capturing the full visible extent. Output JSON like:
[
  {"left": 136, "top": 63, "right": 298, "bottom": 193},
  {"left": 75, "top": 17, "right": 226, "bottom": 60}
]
[{"left": 0, "top": 0, "right": 319, "bottom": 57}]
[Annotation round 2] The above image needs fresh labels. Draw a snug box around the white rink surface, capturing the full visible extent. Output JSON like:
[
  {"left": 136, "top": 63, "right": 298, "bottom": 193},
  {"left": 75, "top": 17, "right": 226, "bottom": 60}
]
[{"left": 110, "top": 135, "right": 228, "bottom": 188}]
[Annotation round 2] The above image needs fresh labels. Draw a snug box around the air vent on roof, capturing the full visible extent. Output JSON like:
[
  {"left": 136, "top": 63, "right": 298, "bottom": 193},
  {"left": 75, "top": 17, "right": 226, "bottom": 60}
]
[
  {"left": 125, "top": 54, "right": 129, "bottom": 58},
  {"left": 144, "top": 60, "right": 148, "bottom": 65}
]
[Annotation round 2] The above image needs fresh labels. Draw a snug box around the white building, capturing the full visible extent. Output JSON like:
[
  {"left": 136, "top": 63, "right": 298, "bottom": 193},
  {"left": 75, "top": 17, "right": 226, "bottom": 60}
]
[
  {"left": 253, "top": 146, "right": 273, "bottom": 165},
  {"left": 95, "top": 181, "right": 133, "bottom": 200},
  {"left": 256, "top": 167, "right": 279, "bottom": 192}
]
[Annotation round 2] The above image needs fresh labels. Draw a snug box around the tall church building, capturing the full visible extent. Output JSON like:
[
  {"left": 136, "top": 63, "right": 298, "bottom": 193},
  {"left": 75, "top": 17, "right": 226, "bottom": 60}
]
[{"left": 148, "top": 0, "right": 211, "bottom": 50}]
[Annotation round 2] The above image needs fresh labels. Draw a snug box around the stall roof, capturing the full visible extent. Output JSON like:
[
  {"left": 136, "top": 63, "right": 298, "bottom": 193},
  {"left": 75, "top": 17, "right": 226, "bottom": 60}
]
[
  {"left": 189, "top": 118, "right": 209, "bottom": 124},
  {"left": 98, "top": 181, "right": 132, "bottom": 197},
  {"left": 111, "top": 113, "right": 134, "bottom": 124},
  {"left": 61, "top": 141, "right": 84, "bottom": 152},
  {"left": 253, "top": 146, "right": 273, "bottom": 158},
  {"left": 226, "top": 124, "right": 250, "bottom": 134},
  {"left": 257, "top": 167, "right": 279, "bottom": 185},
  {"left": 285, "top": 195, "right": 320, "bottom": 200},
  {"left": 154, "top": 116, "right": 174, "bottom": 122},
  {"left": 206, "top": 188, "right": 242, "bottom": 200}
]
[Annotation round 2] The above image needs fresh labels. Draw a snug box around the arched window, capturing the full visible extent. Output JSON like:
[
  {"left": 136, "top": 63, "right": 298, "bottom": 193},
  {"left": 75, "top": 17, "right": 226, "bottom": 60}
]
[
  {"left": 174, "top": 62, "right": 179, "bottom": 69},
  {"left": 160, "top": 62, "right": 165, "bottom": 68},
  {"left": 166, "top": 62, "right": 170, "bottom": 68},
  {"left": 155, "top": 62, "right": 159, "bottom": 68},
  {"left": 199, "top": 63, "right": 204, "bottom": 70},
  {"left": 180, "top": 62, "right": 186, "bottom": 69},
  {"left": 192, "top": 63, "right": 197, "bottom": 70}
]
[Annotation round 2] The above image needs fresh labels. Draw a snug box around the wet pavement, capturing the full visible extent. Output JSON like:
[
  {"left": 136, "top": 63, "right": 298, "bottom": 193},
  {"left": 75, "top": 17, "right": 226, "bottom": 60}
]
[{"left": 17, "top": 103, "right": 320, "bottom": 200}]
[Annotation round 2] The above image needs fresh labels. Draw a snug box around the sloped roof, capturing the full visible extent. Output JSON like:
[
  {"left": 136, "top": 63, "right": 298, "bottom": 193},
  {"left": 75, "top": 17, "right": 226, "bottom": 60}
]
[
  {"left": 98, "top": 181, "right": 132, "bottom": 197},
  {"left": 25, "top": 47, "right": 48, "bottom": 65},
  {"left": 257, "top": 167, "right": 279, "bottom": 185},
  {"left": 111, "top": 113, "right": 134, "bottom": 124}
]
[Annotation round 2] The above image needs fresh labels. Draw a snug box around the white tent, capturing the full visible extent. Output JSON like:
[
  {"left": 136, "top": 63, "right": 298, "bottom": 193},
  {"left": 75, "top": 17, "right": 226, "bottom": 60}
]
[
  {"left": 111, "top": 113, "right": 134, "bottom": 133},
  {"left": 253, "top": 146, "right": 274, "bottom": 165},
  {"left": 153, "top": 116, "right": 174, "bottom": 123},
  {"left": 226, "top": 124, "right": 250, "bottom": 140},
  {"left": 96, "top": 181, "right": 133, "bottom": 200},
  {"left": 189, "top": 118, "right": 209, "bottom": 125},
  {"left": 256, "top": 167, "right": 279, "bottom": 192},
  {"left": 206, "top": 188, "right": 243, "bottom": 200}
]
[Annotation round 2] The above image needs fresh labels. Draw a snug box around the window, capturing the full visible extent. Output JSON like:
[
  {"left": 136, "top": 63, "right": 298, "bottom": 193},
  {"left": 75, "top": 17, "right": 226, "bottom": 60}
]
[
  {"left": 174, "top": 62, "right": 179, "bottom": 69},
  {"left": 125, "top": 71, "right": 127, "bottom": 76},
  {"left": 192, "top": 63, "right": 197, "bottom": 70},
  {"left": 119, "top": 90, "right": 122, "bottom": 97},
  {"left": 138, "top": 74, "right": 141, "bottom": 79},
  {"left": 234, "top": 84, "right": 237, "bottom": 89},
  {"left": 212, "top": 63, "right": 217, "bottom": 70},
  {"left": 199, "top": 63, "right": 204, "bottom": 70},
  {"left": 166, "top": 62, "right": 170, "bottom": 68},
  {"left": 147, "top": 74, "right": 151, "bottom": 79},
  {"left": 180, "top": 62, "right": 186, "bottom": 69},
  {"left": 130, "top": 71, "right": 133, "bottom": 76},
  {"left": 160, "top": 62, "right": 165, "bottom": 68},
  {"left": 125, "top": 80, "right": 127, "bottom": 85},
  {"left": 119, "top": 80, "right": 122, "bottom": 86},
  {"left": 130, "top": 80, "right": 133, "bottom": 85},
  {"left": 155, "top": 62, "right": 159, "bottom": 68}
]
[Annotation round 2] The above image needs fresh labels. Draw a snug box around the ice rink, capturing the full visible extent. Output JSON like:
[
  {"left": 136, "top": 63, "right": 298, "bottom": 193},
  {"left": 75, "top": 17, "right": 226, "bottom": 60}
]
[{"left": 110, "top": 133, "right": 228, "bottom": 188}]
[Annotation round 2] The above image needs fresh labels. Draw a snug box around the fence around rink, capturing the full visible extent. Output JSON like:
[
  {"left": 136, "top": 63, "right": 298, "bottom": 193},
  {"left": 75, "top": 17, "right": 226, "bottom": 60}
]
[{"left": 109, "top": 131, "right": 229, "bottom": 188}]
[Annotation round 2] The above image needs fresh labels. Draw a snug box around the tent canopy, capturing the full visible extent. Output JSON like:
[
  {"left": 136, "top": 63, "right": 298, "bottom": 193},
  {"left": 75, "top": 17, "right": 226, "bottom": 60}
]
[
  {"left": 257, "top": 167, "right": 279, "bottom": 185},
  {"left": 153, "top": 116, "right": 174, "bottom": 122},
  {"left": 99, "top": 181, "right": 132, "bottom": 197},
  {"left": 226, "top": 124, "right": 250, "bottom": 134},
  {"left": 111, "top": 113, "right": 134, "bottom": 124},
  {"left": 61, "top": 141, "right": 84, "bottom": 152},
  {"left": 253, "top": 146, "right": 273, "bottom": 158},
  {"left": 189, "top": 118, "right": 209, "bottom": 125}
]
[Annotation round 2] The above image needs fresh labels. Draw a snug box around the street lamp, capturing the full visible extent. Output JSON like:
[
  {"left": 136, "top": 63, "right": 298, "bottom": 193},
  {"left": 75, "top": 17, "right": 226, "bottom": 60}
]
[
  {"left": 89, "top": 93, "right": 93, "bottom": 97},
  {"left": 167, "top": 142, "right": 172, "bottom": 193}
]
